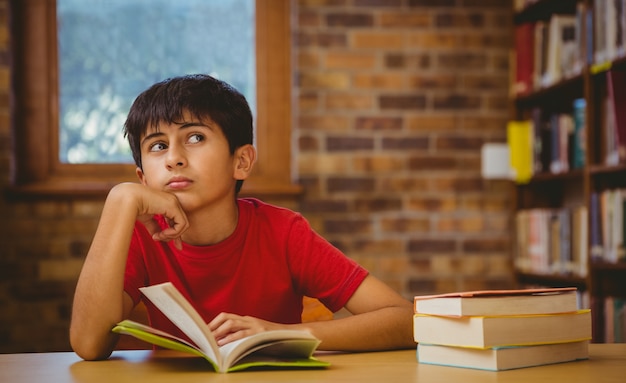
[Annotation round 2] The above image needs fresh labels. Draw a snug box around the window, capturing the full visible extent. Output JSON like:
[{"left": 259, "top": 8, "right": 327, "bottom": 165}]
[
  {"left": 57, "top": 0, "right": 255, "bottom": 165},
  {"left": 10, "top": 0, "right": 296, "bottom": 198}
]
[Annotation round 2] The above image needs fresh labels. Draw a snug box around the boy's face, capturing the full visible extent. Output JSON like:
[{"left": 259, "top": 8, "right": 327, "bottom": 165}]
[{"left": 135, "top": 111, "right": 252, "bottom": 213}]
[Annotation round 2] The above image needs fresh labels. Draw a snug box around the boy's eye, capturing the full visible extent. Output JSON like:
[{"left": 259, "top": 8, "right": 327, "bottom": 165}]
[
  {"left": 188, "top": 133, "right": 204, "bottom": 144},
  {"left": 149, "top": 142, "right": 167, "bottom": 152}
]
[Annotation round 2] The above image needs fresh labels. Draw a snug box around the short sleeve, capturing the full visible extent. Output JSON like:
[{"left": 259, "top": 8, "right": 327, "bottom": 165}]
[{"left": 285, "top": 214, "right": 368, "bottom": 312}]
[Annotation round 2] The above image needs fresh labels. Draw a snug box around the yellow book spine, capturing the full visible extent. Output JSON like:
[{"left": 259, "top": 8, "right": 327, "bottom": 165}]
[{"left": 507, "top": 120, "right": 533, "bottom": 183}]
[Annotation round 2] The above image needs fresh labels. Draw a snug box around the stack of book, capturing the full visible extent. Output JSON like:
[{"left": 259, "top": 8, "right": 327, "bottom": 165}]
[{"left": 413, "top": 287, "right": 591, "bottom": 371}]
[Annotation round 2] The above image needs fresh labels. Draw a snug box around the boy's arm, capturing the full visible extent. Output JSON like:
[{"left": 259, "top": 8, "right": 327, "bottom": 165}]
[
  {"left": 305, "top": 275, "right": 416, "bottom": 351},
  {"left": 209, "top": 275, "right": 416, "bottom": 351},
  {"left": 69, "top": 183, "right": 188, "bottom": 360}
]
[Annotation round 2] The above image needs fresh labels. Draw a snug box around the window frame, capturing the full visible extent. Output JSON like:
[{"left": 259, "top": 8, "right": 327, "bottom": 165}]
[{"left": 9, "top": 0, "right": 298, "bottom": 199}]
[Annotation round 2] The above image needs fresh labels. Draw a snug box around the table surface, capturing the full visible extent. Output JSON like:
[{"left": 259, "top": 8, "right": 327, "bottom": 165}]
[{"left": 1, "top": 343, "right": 625, "bottom": 383}]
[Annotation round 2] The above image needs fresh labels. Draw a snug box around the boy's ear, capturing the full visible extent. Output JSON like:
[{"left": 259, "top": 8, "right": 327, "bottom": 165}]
[
  {"left": 136, "top": 167, "right": 148, "bottom": 185},
  {"left": 233, "top": 144, "right": 256, "bottom": 180}
]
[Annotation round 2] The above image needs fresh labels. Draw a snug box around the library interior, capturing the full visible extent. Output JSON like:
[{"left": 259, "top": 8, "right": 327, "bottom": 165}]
[{"left": 1, "top": 1, "right": 625, "bottom": 378}]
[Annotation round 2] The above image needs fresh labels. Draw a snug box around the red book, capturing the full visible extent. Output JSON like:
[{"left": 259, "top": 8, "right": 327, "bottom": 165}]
[
  {"left": 607, "top": 70, "right": 626, "bottom": 162},
  {"left": 514, "top": 23, "right": 535, "bottom": 96}
]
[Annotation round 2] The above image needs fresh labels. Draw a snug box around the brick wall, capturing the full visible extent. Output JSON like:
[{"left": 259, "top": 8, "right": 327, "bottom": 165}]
[
  {"left": 0, "top": 0, "right": 513, "bottom": 353},
  {"left": 294, "top": 0, "right": 513, "bottom": 296}
]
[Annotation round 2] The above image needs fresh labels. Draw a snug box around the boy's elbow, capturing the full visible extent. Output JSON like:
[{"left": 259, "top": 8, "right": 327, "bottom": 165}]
[{"left": 70, "top": 326, "right": 115, "bottom": 361}]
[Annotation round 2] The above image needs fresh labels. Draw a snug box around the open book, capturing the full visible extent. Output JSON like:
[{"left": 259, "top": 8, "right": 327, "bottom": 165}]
[{"left": 112, "top": 282, "right": 329, "bottom": 373}]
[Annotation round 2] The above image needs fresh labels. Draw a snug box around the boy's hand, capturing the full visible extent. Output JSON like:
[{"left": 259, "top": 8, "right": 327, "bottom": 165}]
[
  {"left": 208, "top": 313, "right": 286, "bottom": 346},
  {"left": 113, "top": 183, "right": 189, "bottom": 249}
]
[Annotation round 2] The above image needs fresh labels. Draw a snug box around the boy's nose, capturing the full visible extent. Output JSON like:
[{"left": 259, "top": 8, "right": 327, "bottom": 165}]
[{"left": 166, "top": 146, "right": 187, "bottom": 169}]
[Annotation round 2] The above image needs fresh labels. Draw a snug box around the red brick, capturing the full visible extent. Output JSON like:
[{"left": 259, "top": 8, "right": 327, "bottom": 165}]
[
  {"left": 383, "top": 137, "right": 429, "bottom": 150},
  {"left": 352, "top": 155, "right": 407, "bottom": 173},
  {"left": 435, "top": 135, "right": 484, "bottom": 151},
  {"left": 381, "top": 177, "right": 429, "bottom": 193},
  {"left": 380, "top": 217, "right": 430, "bottom": 233},
  {"left": 298, "top": 115, "right": 351, "bottom": 131},
  {"left": 299, "top": 135, "right": 320, "bottom": 151},
  {"left": 435, "top": 12, "right": 485, "bottom": 28},
  {"left": 300, "top": 199, "right": 349, "bottom": 213},
  {"left": 352, "top": 32, "right": 405, "bottom": 49},
  {"left": 380, "top": 94, "right": 427, "bottom": 110},
  {"left": 462, "top": 238, "right": 510, "bottom": 253},
  {"left": 326, "top": 13, "right": 374, "bottom": 27},
  {"left": 407, "top": 196, "right": 457, "bottom": 212},
  {"left": 355, "top": 116, "right": 403, "bottom": 131},
  {"left": 323, "top": 218, "right": 372, "bottom": 234},
  {"left": 327, "top": 136, "right": 374, "bottom": 151},
  {"left": 325, "top": 52, "right": 377, "bottom": 70},
  {"left": 379, "top": 12, "right": 431, "bottom": 28},
  {"left": 433, "top": 94, "right": 481, "bottom": 110},
  {"left": 296, "top": 31, "right": 348, "bottom": 48},
  {"left": 325, "top": 93, "right": 374, "bottom": 110},
  {"left": 408, "top": 239, "right": 456, "bottom": 254},
  {"left": 354, "top": 197, "right": 402, "bottom": 212},
  {"left": 327, "top": 177, "right": 376, "bottom": 193},
  {"left": 353, "top": 73, "right": 407, "bottom": 90}
]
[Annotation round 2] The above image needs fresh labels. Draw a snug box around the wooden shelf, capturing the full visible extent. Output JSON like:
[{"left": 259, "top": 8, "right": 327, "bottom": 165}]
[
  {"left": 514, "top": 0, "right": 579, "bottom": 25},
  {"left": 510, "top": 0, "right": 626, "bottom": 343}
]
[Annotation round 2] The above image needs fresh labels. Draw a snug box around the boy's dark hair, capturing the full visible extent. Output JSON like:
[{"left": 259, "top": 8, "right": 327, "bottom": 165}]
[{"left": 123, "top": 74, "right": 253, "bottom": 194}]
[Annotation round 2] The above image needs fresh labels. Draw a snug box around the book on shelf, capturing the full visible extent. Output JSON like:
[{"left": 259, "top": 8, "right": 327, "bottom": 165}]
[
  {"left": 413, "top": 309, "right": 591, "bottom": 349},
  {"left": 513, "top": 5, "right": 584, "bottom": 93},
  {"left": 533, "top": 20, "right": 548, "bottom": 89},
  {"left": 606, "top": 70, "right": 626, "bottom": 164},
  {"left": 593, "top": 0, "right": 626, "bottom": 67},
  {"left": 417, "top": 340, "right": 589, "bottom": 371},
  {"left": 572, "top": 205, "right": 589, "bottom": 277},
  {"left": 544, "top": 14, "right": 577, "bottom": 86},
  {"left": 572, "top": 98, "right": 586, "bottom": 169},
  {"left": 413, "top": 287, "right": 578, "bottom": 317},
  {"left": 515, "top": 207, "right": 588, "bottom": 276},
  {"left": 604, "top": 296, "right": 626, "bottom": 343},
  {"left": 507, "top": 120, "right": 533, "bottom": 183},
  {"left": 513, "top": 22, "right": 535, "bottom": 96},
  {"left": 590, "top": 191, "right": 605, "bottom": 261},
  {"left": 597, "top": 188, "right": 626, "bottom": 263},
  {"left": 112, "top": 282, "right": 329, "bottom": 373},
  {"left": 549, "top": 113, "right": 574, "bottom": 174},
  {"left": 530, "top": 108, "right": 545, "bottom": 173},
  {"left": 530, "top": 12, "right": 583, "bottom": 90}
]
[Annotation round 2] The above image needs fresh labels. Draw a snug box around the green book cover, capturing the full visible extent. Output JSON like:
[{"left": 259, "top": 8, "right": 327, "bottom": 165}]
[{"left": 112, "top": 282, "right": 330, "bottom": 373}]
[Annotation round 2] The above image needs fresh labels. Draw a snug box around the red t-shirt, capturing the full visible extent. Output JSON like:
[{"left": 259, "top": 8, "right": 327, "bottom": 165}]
[{"left": 124, "top": 198, "right": 368, "bottom": 339}]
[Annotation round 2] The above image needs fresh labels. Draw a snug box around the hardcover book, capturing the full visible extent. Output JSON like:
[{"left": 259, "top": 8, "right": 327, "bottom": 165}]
[{"left": 413, "top": 287, "right": 578, "bottom": 317}]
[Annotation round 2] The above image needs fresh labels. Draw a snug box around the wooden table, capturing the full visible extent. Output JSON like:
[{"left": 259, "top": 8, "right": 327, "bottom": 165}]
[{"left": 1, "top": 344, "right": 624, "bottom": 382}]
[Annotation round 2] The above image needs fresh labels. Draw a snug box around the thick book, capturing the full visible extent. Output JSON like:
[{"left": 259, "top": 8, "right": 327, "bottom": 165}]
[
  {"left": 413, "top": 287, "right": 578, "bottom": 317},
  {"left": 112, "top": 282, "right": 329, "bottom": 373},
  {"left": 417, "top": 340, "right": 589, "bottom": 371},
  {"left": 413, "top": 309, "right": 591, "bottom": 349}
]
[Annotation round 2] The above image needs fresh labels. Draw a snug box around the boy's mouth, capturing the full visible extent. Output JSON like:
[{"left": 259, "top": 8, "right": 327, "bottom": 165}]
[{"left": 166, "top": 176, "right": 193, "bottom": 189}]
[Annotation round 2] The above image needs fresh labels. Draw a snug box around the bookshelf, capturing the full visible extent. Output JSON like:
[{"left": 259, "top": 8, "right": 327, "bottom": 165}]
[{"left": 511, "top": 0, "right": 626, "bottom": 343}]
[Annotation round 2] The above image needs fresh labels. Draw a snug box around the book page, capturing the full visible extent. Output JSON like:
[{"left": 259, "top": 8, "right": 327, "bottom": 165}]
[
  {"left": 218, "top": 330, "right": 319, "bottom": 369},
  {"left": 139, "top": 283, "right": 221, "bottom": 366}
]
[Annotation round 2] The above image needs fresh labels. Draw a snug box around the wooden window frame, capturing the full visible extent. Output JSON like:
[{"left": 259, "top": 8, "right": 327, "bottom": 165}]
[{"left": 9, "top": 0, "right": 299, "bottom": 199}]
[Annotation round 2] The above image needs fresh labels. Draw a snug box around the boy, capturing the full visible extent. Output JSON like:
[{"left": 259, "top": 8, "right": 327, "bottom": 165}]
[{"left": 70, "top": 74, "right": 415, "bottom": 361}]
